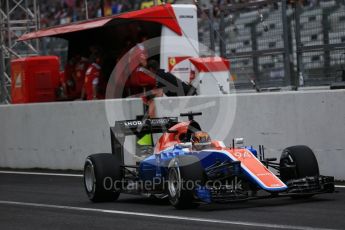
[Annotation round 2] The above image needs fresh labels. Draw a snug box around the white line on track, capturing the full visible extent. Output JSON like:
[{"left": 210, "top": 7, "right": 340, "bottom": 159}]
[
  {"left": 0, "top": 170, "right": 82, "bottom": 177},
  {"left": 0, "top": 170, "right": 344, "bottom": 188},
  {"left": 0, "top": 200, "right": 337, "bottom": 230},
  {"left": 335, "top": 185, "right": 345, "bottom": 188}
]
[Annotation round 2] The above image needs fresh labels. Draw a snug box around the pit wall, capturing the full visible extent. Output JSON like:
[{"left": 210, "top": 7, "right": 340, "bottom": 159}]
[
  {"left": 0, "top": 99, "right": 142, "bottom": 170},
  {"left": 0, "top": 90, "right": 344, "bottom": 180}
]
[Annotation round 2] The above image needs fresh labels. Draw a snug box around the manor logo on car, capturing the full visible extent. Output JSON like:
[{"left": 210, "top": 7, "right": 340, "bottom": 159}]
[{"left": 124, "top": 121, "right": 143, "bottom": 127}]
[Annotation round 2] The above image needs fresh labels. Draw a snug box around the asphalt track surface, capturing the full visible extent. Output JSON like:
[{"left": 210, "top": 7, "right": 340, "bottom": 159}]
[{"left": 0, "top": 171, "right": 344, "bottom": 230}]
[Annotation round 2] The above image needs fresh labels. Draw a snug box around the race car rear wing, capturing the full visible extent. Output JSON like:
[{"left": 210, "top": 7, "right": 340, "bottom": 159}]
[{"left": 110, "top": 117, "right": 178, "bottom": 164}]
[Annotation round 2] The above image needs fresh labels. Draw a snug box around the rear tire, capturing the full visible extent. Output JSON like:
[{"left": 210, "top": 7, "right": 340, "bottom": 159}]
[
  {"left": 83, "top": 153, "right": 122, "bottom": 202},
  {"left": 167, "top": 155, "right": 204, "bottom": 209},
  {"left": 280, "top": 145, "right": 320, "bottom": 198}
]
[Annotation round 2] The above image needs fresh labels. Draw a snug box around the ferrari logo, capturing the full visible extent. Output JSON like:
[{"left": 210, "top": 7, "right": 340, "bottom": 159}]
[
  {"left": 169, "top": 57, "right": 176, "bottom": 67},
  {"left": 15, "top": 72, "right": 22, "bottom": 88}
]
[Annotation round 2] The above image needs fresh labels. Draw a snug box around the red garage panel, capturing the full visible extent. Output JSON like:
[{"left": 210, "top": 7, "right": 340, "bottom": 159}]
[{"left": 11, "top": 56, "right": 60, "bottom": 104}]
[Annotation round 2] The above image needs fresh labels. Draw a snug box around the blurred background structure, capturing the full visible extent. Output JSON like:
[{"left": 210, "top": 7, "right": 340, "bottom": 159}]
[
  {"left": 1, "top": 0, "right": 345, "bottom": 103},
  {"left": 0, "top": 0, "right": 40, "bottom": 103},
  {"left": 199, "top": 0, "right": 345, "bottom": 90}
]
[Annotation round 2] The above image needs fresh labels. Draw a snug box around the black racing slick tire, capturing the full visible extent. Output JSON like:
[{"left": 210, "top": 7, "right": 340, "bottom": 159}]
[
  {"left": 280, "top": 145, "right": 320, "bottom": 198},
  {"left": 83, "top": 153, "right": 122, "bottom": 202},
  {"left": 280, "top": 145, "right": 320, "bottom": 182},
  {"left": 167, "top": 155, "right": 204, "bottom": 209}
]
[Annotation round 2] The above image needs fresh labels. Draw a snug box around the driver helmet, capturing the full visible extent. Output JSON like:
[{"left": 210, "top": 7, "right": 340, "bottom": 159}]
[{"left": 191, "top": 131, "right": 212, "bottom": 151}]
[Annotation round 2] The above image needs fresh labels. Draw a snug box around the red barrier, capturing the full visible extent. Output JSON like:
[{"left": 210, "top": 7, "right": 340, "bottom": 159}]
[{"left": 11, "top": 56, "right": 60, "bottom": 104}]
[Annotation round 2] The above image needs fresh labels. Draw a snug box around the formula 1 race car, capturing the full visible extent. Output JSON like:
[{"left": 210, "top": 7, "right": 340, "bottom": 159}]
[{"left": 83, "top": 112, "right": 335, "bottom": 209}]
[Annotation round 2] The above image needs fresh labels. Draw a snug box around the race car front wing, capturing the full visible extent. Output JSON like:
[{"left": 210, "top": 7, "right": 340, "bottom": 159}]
[
  {"left": 285, "top": 175, "right": 335, "bottom": 194},
  {"left": 195, "top": 175, "right": 335, "bottom": 204}
]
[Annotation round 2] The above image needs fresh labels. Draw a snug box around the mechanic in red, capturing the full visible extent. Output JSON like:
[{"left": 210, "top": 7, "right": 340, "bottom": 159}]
[
  {"left": 74, "top": 54, "right": 89, "bottom": 99},
  {"left": 83, "top": 53, "right": 103, "bottom": 100},
  {"left": 128, "top": 32, "right": 148, "bottom": 73},
  {"left": 59, "top": 54, "right": 81, "bottom": 99},
  {"left": 139, "top": 60, "right": 197, "bottom": 118},
  {"left": 57, "top": 56, "right": 77, "bottom": 100},
  {"left": 125, "top": 32, "right": 154, "bottom": 101}
]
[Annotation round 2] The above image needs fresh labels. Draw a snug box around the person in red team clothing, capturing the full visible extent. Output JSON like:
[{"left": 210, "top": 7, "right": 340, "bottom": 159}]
[
  {"left": 128, "top": 32, "right": 148, "bottom": 73},
  {"left": 74, "top": 55, "right": 89, "bottom": 99},
  {"left": 84, "top": 54, "right": 103, "bottom": 100},
  {"left": 125, "top": 32, "right": 151, "bottom": 95},
  {"left": 57, "top": 55, "right": 77, "bottom": 100}
]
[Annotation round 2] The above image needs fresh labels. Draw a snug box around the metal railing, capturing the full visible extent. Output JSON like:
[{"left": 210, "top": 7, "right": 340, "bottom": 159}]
[
  {"left": 198, "top": 0, "right": 345, "bottom": 90},
  {"left": 0, "top": 0, "right": 39, "bottom": 104}
]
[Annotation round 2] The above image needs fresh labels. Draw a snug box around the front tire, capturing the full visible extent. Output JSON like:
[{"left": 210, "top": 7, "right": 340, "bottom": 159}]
[
  {"left": 84, "top": 153, "right": 122, "bottom": 202},
  {"left": 280, "top": 145, "right": 319, "bottom": 181},
  {"left": 280, "top": 145, "right": 320, "bottom": 198},
  {"left": 167, "top": 155, "right": 204, "bottom": 209}
]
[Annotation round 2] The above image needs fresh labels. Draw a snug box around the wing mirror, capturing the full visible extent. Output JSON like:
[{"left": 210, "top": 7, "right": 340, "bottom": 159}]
[{"left": 233, "top": 138, "right": 244, "bottom": 148}]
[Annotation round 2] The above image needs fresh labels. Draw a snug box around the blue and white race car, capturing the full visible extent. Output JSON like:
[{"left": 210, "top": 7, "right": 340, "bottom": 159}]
[{"left": 83, "top": 112, "right": 334, "bottom": 209}]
